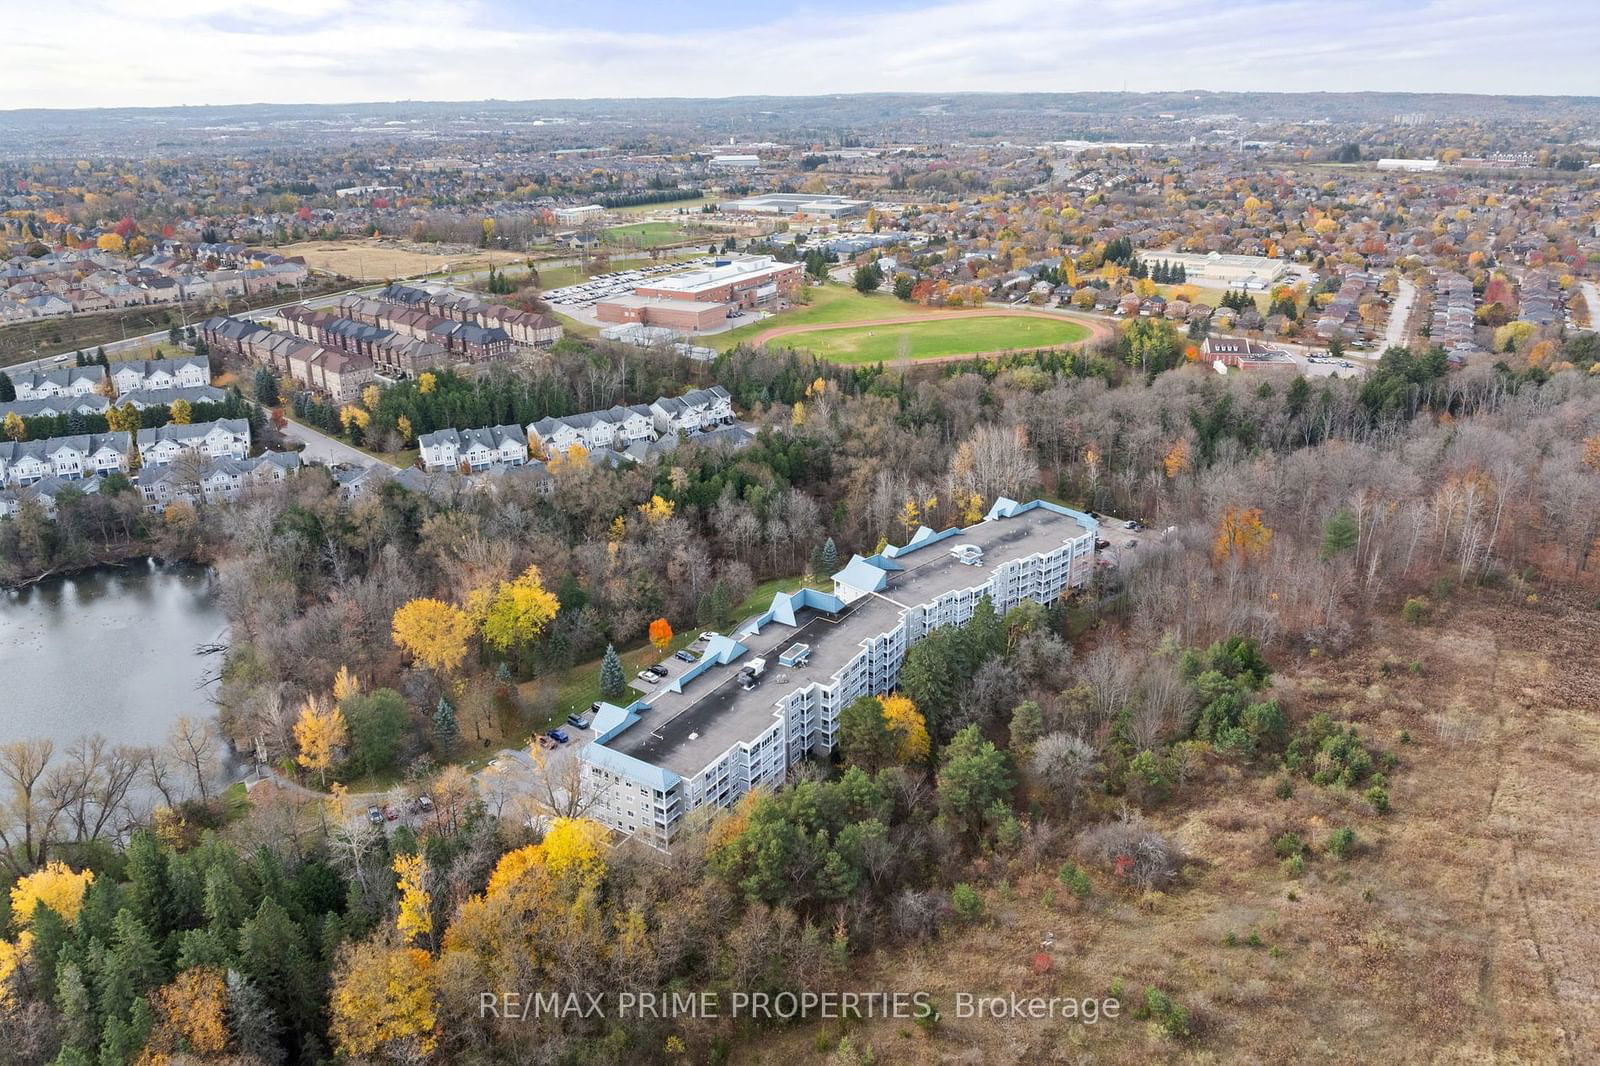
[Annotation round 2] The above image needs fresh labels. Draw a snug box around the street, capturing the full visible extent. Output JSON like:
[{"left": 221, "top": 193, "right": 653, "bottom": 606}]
[
  {"left": 1383, "top": 276, "right": 1416, "bottom": 352},
  {"left": 278, "top": 416, "right": 398, "bottom": 470}
]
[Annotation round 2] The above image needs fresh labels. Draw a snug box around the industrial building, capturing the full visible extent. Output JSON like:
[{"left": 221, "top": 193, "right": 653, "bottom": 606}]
[
  {"left": 725, "top": 193, "right": 868, "bottom": 218},
  {"left": 581, "top": 498, "right": 1098, "bottom": 849},
  {"left": 1135, "top": 250, "right": 1288, "bottom": 290},
  {"left": 593, "top": 255, "right": 803, "bottom": 330}
]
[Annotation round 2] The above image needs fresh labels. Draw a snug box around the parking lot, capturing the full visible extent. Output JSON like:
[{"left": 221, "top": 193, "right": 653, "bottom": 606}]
[{"left": 541, "top": 258, "right": 716, "bottom": 311}]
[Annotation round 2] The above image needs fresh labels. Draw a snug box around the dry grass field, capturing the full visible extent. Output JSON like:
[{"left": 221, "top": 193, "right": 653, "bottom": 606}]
[
  {"left": 742, "top": 587, "right": 1599, "bottom": 1064},
  {"left": 279, "top": 240, "right": 526, "bottom": 280}
]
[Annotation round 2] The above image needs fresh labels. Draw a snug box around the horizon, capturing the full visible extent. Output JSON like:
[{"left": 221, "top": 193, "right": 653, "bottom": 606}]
[
  {"left": 4, "top": 85, "right": 1600, "bottom": 117},
  {"left": 3, "top": 0, "right": 1597, "bottom": 110}
]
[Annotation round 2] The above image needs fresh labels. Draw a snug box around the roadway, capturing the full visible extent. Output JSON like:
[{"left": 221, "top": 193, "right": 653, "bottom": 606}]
[
  {"left": 279, "top": 417, "right": 398, "bottom": 470},
  {"left": 1382, "top": 277, "right": 1417, "bottom": 352}
]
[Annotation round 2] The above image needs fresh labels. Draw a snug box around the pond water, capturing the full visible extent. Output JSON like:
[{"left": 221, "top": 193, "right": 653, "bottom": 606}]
[{"left": 0, "top": 560, "right": 227, "bottom": 752}]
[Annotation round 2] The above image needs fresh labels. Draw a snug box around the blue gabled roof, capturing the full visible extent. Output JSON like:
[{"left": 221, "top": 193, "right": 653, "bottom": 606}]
[
  {"left": 831, "top": 554, "right": 890, "bottom": 593},
  {"left": 986, "top": 496, "right": 1099, "bottom": 533}
]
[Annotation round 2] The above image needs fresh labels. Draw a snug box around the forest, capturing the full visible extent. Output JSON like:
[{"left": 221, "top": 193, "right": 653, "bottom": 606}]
[{"left": 1, "top": 324, "right": 1598, "bottom": 1063}]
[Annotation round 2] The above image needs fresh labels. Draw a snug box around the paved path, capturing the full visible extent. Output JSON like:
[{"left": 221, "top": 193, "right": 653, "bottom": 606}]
[
  {"left": 748, "top": 305, "right": 1115, "bottom": 356},
  {"left": 1383, "top": 276, "right": 1417, "bottom": 352},
  {"left": 1579, "top": 281, "right": 1600, "bottom": 331},
  {"left": 279, "top": 417, "right": 398, "bottom": 470}
]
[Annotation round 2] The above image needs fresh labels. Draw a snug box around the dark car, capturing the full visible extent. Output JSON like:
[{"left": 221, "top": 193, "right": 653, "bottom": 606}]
[
  {"left": 674, "top": 650, "right": 697, "bottom": 663},
  {"left": 547, "top": 728, "right": 571, "bottom": 745},
  {"left": 566, "top": 712, "right": 593, "bottom": 730},
  {"left": 1094, "top": 538, "right": 1111, "bottom": 551}
]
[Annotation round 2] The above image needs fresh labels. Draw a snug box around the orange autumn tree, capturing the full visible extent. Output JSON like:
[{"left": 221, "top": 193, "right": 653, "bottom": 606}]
[
  {"left": 1163, "top": 439, "right": 1192, "bottom": 479},
  {"left": 1213, "top": 506, "right": 1274, "bottom": 563},
  {"left": 648, "top": 617, "right": 673, "bottom": 654},
  {"left": 330, "top": 941, "right": 438, "bottom": 1060}
]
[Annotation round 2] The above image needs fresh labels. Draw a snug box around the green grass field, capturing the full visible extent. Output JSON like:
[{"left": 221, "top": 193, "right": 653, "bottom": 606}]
[
  {"left": 602, "top": 221, "right": 690, "bottom": 248},
  {"left": 711, "top": 285, "right": 924, "bottom": 351},
  {"left": 786, "top": 316, "right": 1090, "bottom": 364}
]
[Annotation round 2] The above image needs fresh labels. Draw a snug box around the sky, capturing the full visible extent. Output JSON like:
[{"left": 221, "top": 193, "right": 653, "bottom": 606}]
[{"left": 2, "top": 0, "right": 1597, "bottom": 111}]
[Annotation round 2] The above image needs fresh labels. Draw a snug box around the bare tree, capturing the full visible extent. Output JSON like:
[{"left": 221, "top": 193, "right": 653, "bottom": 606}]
[
  {"left": 1030, "top": 733, "right": 1097, "bottom": 819},
  {"left": 168, "top": 715, "right": 220, "bottom": 802}
]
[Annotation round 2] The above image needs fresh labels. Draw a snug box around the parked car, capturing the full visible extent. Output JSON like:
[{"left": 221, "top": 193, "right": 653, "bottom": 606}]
[
  {"left": 1094, "top": 538, "right": 1111, "bottom": 551},
  {"left": 674, "top": 650, "right": 697, "bottom": 663},
  {"left": 535, "top": 735, "right": 558, "bottom": 750},
  {"left": 366, "top": 806, "right": 383, "bottom": 826},
  {"left": 383, "top": 805, "right": 399, "bottom": 822},
  {"left": 699, "top": 631, "right": 716, "bottom": 643},
  {"left": 636, "top": 670, "right": 660, "bottom": 685},
  {"left": 417, "top": 795, "right": 434, "bottom": 813},
  {"left": 1123, "top": 519, "right": 1142, "bottom": 531},
  {"left": 1125, "top": 539, "right": 1138, "bottom": 548},
  {"left": 547, "top": 728, "right": 571, "bottom": 745},
  {"left": 566, "top": 712, "right": 593, "bottom": 729},
  {"left": 588, "top": 701, "right": 603, "bottom": 715}
]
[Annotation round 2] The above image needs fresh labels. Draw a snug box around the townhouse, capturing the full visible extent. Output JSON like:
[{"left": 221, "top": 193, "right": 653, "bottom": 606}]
[
  {"left": 649, "top": 385, "right": 733, "bottom": 435},
  {"left": 417, "top": 425, "right": 530, "bottom": 473},
  {"left": 582, "top": 498, "right": 1098, "bottom": 849},
  {"left": 0, "top": 395, "right": 111, "bottom": 420},
  {"left": 136, "top": 419, "right": 251, "bottom": 467},
  {"left": 201, "top": 316, "right": 377, "bottom": 403},
  {"left": 0, "top": 433, "right": 132, "bottom": 486},
  {"left": 119, "top": 385, "right": 228, "bottom": 411},
  {"left": 375, "top": 283, "right": 563, "bottom": 347},
  {"left": 12, "top": 365, "right": 107, "bottom": 401},
  {"left": 135, "top": 452, "right": 300, "bottom": 510},
  {"left": 109, "top": 356, "right": 209, "bottom": 395},
  {"left": 0, "top": 475, "right": 107, "bottom": 519},
  {"left": 528, "top": 404, "right": 656, "bottom": 456}
]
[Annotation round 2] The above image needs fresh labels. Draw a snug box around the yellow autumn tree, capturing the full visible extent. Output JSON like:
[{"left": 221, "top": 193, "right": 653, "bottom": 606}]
[
  {"left": 958, "top": 491, "right": 985, "bottom": 526},
  {"left": 145, "top": 966, "right": 229, "bottom": 1059},
  {"left": 2, "top": 412, "right": 24, "bottom": 442},
  {"left": 392, "top": 598, "right": 473, "bottom": 673},
  {"left": 330, "top": 941, "right": 438, "bottom": 1059},
  {"left": 361, "top": 384, "right": 381, "bottom": 410},
  {"left": 484, "top": 817, "right": 608, "bottom": 897},
  {"left": 637, "top": 494, "right": 675, "bottom": 524},
  {"left": 1213, "top": 506, "right": 1274, "bottom": 563},
  {"left": 293, "top": 695, "right": 347, "bottom": 786},
  {"left": 418, "top": 371, "right": 437, "bottom": 394},
  {"left": 396, "top": 414, "right": 414, "bottom": 443},
  {"left": 10, "top": 861, "right": 95, "bottom": 928},
  {"left": 168, "top": 398, "right": 192, "bottom": 425},
  {"left": 899, "top": 496, "right": 921, "bottom": 538},
  {"left": 1163, "top": 439, "right": 1192, "bottom": 479},
  {"left": 394, "top": 853, "right": 433, "bottom": 942},
  {"left": 471, "top": 566, "right": 560, "bottom": 655},
  {"left": 880, "top": 693, "right": 931, "bottom": 763},
  {"left": 332, "top": 664, "right": 362, "bottom": 704}
]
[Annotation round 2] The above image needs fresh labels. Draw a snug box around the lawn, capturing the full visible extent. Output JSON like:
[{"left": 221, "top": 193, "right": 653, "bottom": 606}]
[
  {"left": 279, "top": 240, "right": 526, "bottom": 281},
  {"left": 711, "top": 284, "right": 926, "bottom": 351},
  {"left": 602, "top": 221, "right": 690, "bottom": 249},
  {"left": 774, "top": 315, "right": 1091, "bottom": 364}
]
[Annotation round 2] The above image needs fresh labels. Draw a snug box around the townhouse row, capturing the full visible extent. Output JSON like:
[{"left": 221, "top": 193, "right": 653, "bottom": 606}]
[
  {"left": 202, "top": 316, "right": 376, "bottom": 403},
  {"left": 9, "top": 357, "right": 209, "bottom": 401},
  {"left": 0, "top": 419, "right": 251, "bottom": 487},
  {"left": 582, "top": 498, "right": 1099, "bottom": 849},
  {"left": 526, "top": 385, "right": 734, "bottom": 458}
]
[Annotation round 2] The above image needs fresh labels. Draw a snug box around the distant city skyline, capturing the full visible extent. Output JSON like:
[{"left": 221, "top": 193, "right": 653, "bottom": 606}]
[{"left": 3, "top": 0, "right": 1597, "bottom": 111}]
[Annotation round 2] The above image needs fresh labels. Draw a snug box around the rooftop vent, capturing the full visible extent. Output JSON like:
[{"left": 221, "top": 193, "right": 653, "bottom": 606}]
[
  {"left": 779, "top": 643, "right": 811, "bottom": 668},
  {"left": 950, "top": 543, "right": 984, "bottom": 566}
]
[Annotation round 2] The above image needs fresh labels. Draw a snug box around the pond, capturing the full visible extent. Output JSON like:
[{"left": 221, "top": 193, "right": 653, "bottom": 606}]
[{"left": 0, "top": 560, "right": 227, "bottom": 752}]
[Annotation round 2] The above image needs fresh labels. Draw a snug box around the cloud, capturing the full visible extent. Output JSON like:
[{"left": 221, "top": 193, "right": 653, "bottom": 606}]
[{"left": 2, "top": 0, "right": 1596, "bottom": 110}]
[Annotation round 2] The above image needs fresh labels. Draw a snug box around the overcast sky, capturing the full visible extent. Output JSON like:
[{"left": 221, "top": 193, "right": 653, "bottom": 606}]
[{"left": 3, "top": 0, "right": 1596, "bottom": 110}]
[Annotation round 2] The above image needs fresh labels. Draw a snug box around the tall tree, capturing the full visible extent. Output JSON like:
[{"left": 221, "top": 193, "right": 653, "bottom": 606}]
[{"left": 599, "top": 643, "right": 625, "bottom": 700}]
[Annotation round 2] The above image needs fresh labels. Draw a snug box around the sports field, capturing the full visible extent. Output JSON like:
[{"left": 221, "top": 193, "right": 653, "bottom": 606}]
[
  {"left": 771, "top": 315, "right": 1092, "bottom": 364},
  {"left": 280, "top": 240, "right": 525, "bottom": 280},
  {"left": 602, "top": 221, "right": 690, "bottom": 248}
]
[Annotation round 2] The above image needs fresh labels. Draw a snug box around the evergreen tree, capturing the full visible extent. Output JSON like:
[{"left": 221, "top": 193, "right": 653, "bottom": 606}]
[
  {"left": 96, "top": 347, "right": 109, "bottom": 366},
  {"left": 75, "top": 350, "right": 86, "bottom": 367},
  {"left": 225, "top": 969, "right": 286, "bottom": 1066},
  {"left": 0, "top": 370, "right": 13, "bottom": 402},
  {"left": 821, "top": 536, "right": 838, "bottom": 572},
  {"left": 253, "top": 366, "right": 280, "bottom": 406},
  {"left": 599, "top": 643, "right": 625, "bottom": 699},
  {"left": 432, "top": 696, "right": 461, "bottom": 749}
]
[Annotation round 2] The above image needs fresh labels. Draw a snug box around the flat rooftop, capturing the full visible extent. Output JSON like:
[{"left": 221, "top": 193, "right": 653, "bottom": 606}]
[
  {"left": 605, "top": 507, "right": 1089, "bottom": 778},
  {"left": 641, "top": 257, "right": 792, "bottom": 296},
  {"left": 596, "top": 293, "right": 717, "bottom": 312}
]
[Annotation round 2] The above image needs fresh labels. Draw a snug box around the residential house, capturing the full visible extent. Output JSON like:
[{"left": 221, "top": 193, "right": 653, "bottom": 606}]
[
  {"left": 12, "top": 366, "right": 107, "bottom": 401},
  {"left": 417, "top": 425, "right": 529, "bottom": 473},
  {"left": 136, "top": 419, "right": 251, "bottom": 467},
  {"left": 0, "top": 432, "right": 131, "bottom": 486}
]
